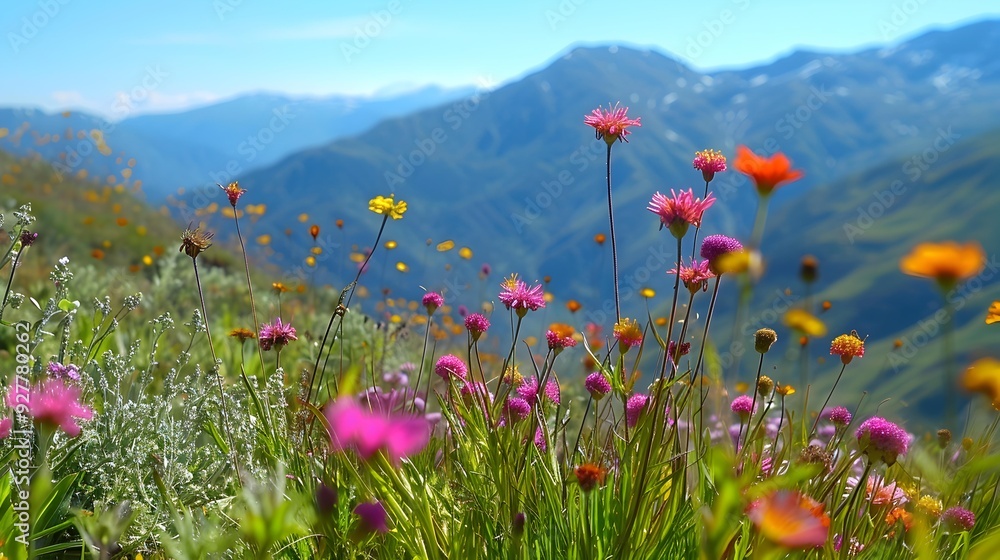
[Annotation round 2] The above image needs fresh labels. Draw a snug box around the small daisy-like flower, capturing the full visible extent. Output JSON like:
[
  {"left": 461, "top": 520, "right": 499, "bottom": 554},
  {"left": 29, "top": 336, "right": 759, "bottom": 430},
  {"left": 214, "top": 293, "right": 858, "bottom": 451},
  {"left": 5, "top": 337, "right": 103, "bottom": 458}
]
[
  {"left": 856, "top": 416, "right": 910, "bottom": 465},
  {"left": 830, "top": 332, "right": 865, "bottom": 364},
  {"left": 434, "top": 354, "right": 468, "bottom": 381},
  {"left": 734, "top": 145, "right": 804, "bottom": 196},
  {"left": 272, "top": 282, "right": 289, "bottom": 293},
  {"left": 821, "top": 406, "right": 852, "bottom": 427},
  {"left": 47, "top": 362, "right": 81, "bottom": 381},
  {"left": 584, "top": 103, "right": 641, "bottom": 145},
  {"left": 941, "top": 507, "right": 975, "bottom": 532},
  {"left": 700, "top": 235, "right": 744, "bottom": 273},
  {"left": 647, "top": 189, "right": 716, "bottom": 239},
  {"left": 259, "top": 317, "right": 297, "bottom": 351},
  {"left": 219, "top": 181, "right": 246, "bottom": 207},
  {"left": 731, "top": 395, "right": 755, "bottom": 419},
  {"left": 179, "top": 226, "right": 214, "bottom": 259},
  {"left": 613, "top": 318, "right": 643, "bottom": 353},
  {"left": 693, "top": 149, "right": 727, "bottom": 182},
  {"left": 498, "top": 274, "right": 546, "bottom": 316},
  {"left": 668, "top": 258, "right": 715, "bottom": 293},
  {"left": 626, "top": 393, "right": 649, "bottom": 428},
  {"left": 229, "top": 327, "right": 256, "bottom": 343},
  {"left": 585, "top": 372, "right": 611, "bottom": 400},
  {"left": 545, "top": 323, "right": 577, "bottom": 352},
  {"left": 746, "top": 490, "right": 829, "bottom": 549},
  {"left": 422, "top": 291, "right": 444, "bottom": 315},
  {"left": 464, "top": 313, "right": 491, "bottom": 341},
  {"left": 368, "top": 194, "right": 407, "bottom": 219},
  {"left": 574, "top": 463, "right": 607, "bottom": 492}
]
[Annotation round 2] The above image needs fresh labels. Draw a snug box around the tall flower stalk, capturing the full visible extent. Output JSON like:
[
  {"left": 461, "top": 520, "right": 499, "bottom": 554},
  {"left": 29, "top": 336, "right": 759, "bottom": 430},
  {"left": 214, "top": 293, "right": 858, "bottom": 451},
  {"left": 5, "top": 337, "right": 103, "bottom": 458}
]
[{"left": 585, "top": 103, "right": 640, "bottom": 322}]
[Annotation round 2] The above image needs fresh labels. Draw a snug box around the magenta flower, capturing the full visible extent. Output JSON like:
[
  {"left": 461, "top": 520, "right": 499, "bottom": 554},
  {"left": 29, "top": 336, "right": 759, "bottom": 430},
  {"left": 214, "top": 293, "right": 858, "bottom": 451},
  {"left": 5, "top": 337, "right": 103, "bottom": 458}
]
[
  {"left": 821, "top": 406, "right": 852, "bottom": 427},
  {"left": 534, "top": 426, "right": 547, "bottom": 451},
  {"left": 459, "top": 381, "right": 493, "bottom": 410},
  {"left": 668, "top": 340, "right": 691, "bottom": 359},
  {"left": 668, "top": 258, "right": 715, "bottom": 292},
  {"left": 584, "top": 103, "right": 641, "bottom": 145},
  {"left": 942, "top": 506, "right": 975, "bottom": 532},
  {"left": 498, "top": 275, "right": 546, "bottom": 316},
  {"left": 7, "top": 379, "right": 94, "bottom": 437},
  {"left": 701, "top": 235, "right": 744, "bottom": 263},
  {"left": 353, "top": 501, "right": 389, "bottom": 534},
  {"left": 0, "top": 417, "right": 11, "bottom": 439},
  {"left": 422, "top": 291, "right": 444, "bottom": 315},
  {"left": 855, "top": 416, "right": 910, "bottom": 465},
  {"left": 585, "top": 372, "right": 611, "bottom": 400},
  {"left": 434, "top": 354, "right": 468, "bottom": 381},
  {"left": 325, "top": 398, "right": 431, "bottom": 466},
  {"left": 693, "top": 149, "right": 727, "bottom": 182},
  {"left": 504, "top": 397, "right": 532, "bottom": 423},
  {"left": 648, "top": 189, "right": 716, "bottom": 238},
  {"left": 465, "top": 313, "right": 491, "bottom": 340},
  {"left": 731, "top": 395, "right": 755, "bottom": 418},
  {"left": 259, "top": 317, "right": 297, "bottom": 351},
  {"left": 47, "top": 361, "right": 81, "bottom": 381},
  {"left": 545, "top": 326, "right": 577, "bottom": 351},
  {"left": 626, "top": 393, "right": 649, "bottom": 428}
]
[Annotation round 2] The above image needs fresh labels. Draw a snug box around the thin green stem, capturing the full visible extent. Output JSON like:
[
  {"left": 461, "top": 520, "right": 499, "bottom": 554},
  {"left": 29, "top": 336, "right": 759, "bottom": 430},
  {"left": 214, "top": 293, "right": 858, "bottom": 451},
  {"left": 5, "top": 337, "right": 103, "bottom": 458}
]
[{"left": 604, "top": 142, "right": 621, "bottom": 323}]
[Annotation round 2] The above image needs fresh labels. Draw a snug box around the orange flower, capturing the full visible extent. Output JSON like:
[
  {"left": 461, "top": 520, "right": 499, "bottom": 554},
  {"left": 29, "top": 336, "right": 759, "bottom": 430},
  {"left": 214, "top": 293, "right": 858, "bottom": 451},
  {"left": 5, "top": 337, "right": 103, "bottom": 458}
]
[
  {"left": 733, "top": 145, "right": 804, "bottom": 196},
  {"left": 986, "top": 301, "right": 1000, "bottom": 325},
  {"left": 594, "top": 233, "right": 606, "bottom": 245},
  {"left": 960, "top": 358, "right": 1000, "bottom": 408},
  {"left": 574, "top": 463, "right": 607, "bottom": 492},
  {"left": 566, "top": 299, "right": 581, "bottom": 313},
  {"left": 747, "top": 490, "right": 829, "bottom": 548},
  {"left": 900, "top": 241, "right": 985, "bottom": 288}
]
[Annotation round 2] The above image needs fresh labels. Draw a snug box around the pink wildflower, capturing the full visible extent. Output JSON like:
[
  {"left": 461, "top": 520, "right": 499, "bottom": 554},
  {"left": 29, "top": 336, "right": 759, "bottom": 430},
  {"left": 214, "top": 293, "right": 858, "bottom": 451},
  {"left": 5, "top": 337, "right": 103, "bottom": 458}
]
[
  {"left": 747, "top": 490, "right": 830, "bottom": 549},
  {"left": 498, "top": 274, "right": 546, "bottom": 316},
  {"left": 421, "top": 291, "right": 444, "bottom": 315},
  {"left": 465, "top": 313, "right": 490, "bottom": 340},
  {"left": 0, "top": 417, "right": 11, "bottom": 439},
  {"left": 354, "top": 501, "right": 389, "bottom": 534},
  {"left": 647, "top": 189, "right": 716, "bottom": 238},
  {"left": 259, "top": 317, "right": 297, "bottom": 351},
  {"left": 585, "top": 372, "right": 611, "bottom": 400},
  {"left": 7, "top": 379, "right": 94, "bottom": 437},
  {"left": 584, "top": 103, "right": 641, "bottom": 145},
  {"left": 942, "top": 506, "right": 975, "bottom": 532},
  {"left": 668, "top": 258, "right": 715, "bottom": 292},
  {"left": 693, "top": 149, "right": 727, "bottom": 182},
  {"left": 47, "top": 361, "right": 81, "bottom": 381},
  {"left": 325, "top": 398, "right": 431, "bottom": 466},
  {"left": 731, "top": 395, "right": 755, "bottom": 419},
  {"left": 856, "top": 416, "right": 910, "bottom": 465},
  {"left": 626, "top": 393, "right": 649, "bottom": 428},
  {"left": 434, "top": 354, "right": 468, "bottom": 381}
]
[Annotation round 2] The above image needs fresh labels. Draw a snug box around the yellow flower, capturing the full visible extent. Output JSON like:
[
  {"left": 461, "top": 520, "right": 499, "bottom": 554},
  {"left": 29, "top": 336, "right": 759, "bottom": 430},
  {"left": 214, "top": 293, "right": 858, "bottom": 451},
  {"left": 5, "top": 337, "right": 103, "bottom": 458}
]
[
  {"left": 986, "top": 301, "right": 1000, "bottom": 325},
  {"left": 900, "top": 241, "right": 985, "bottom": 288},
  {"left": 783, "top": 309, "right": 827, "bottom": 337},
  {"left": 916, "top": 495, "right": 943, "bottom": 518},
  {"left": 776, "top": 384, "right": 796, "bottom": 396},
  {"left": 960, "top": 357, "right": 1000, "bottom": 408},
  {"left": 369, "top": 194, "right": 407, "bottom": 219}
]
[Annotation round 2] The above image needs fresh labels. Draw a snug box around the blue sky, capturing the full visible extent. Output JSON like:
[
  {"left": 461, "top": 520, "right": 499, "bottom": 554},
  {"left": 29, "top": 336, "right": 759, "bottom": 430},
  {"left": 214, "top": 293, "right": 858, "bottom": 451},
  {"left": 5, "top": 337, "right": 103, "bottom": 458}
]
[{"left": 4, "top": 0, "right": 998, "bottom": 118}]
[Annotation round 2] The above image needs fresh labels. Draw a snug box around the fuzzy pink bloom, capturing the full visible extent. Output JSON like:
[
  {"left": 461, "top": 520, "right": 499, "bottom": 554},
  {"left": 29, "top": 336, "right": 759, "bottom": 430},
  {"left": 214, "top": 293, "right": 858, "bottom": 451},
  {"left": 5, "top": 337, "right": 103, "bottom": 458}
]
[
  {"left": 856, "top": 416, "right": 910, "bottom": 465},
  {"left": 942, "top": 506, "right": 975, "bottom": 532},
  {"left": 505, "top": 397, "right": 532, "bottom": 423},
  {"left": 434, "top": 354, "right": 468, "bottom": 381},
  {"left": 626, "top": 393, "right": 649, "bottom": 428},
  {"left": 693, "top": 149, "right": 728, "bottom": 182},
  {"left": 846, "top": 475, "right": 908, "bottom": 507},
  {"left": 421, "top": 291, "right": 444, "bottom": 314},
  {"left": 534, "top": 426, "right": 547, "bottom": 451},
  {"left": 7, "top": 379, "right": 94, "bottom": 437},
  {"left": 731, "top": 395, "right": 755, "bottom": 418},
  {"left": 584, "top": 103, "right": 641, "bottom": 144},
  {"left": 464, "top": 312, "right": 491, "bottom": 340},
  {"left": 325, "top": 398, "right": 431, "bottom": 466},
  {"left": 354, "top": 501, "right": 389, "bottom": 534},
  {"left": 545, "top": 329, "right": 577, "bottom": 351},
  {"left": 821, "top": 406, "right": 852, "bottom": 427},
  {"left": 585, "top": 372, "right": 611, "bottom": 399},
  {"left": 668, "top": 258, "right": 716, "bottom": 292},
  {"left": 648, "top": 189, "right": 716, "bottom": 237},
  {"left": 259, "top": 317, "right": 297, "bottom": 351},
  {"left": 747, "top": 490, "right": 830, "bottom": 548},
  {"left": 515, "top": 377, "right": 560, "bottom": 406},
  {"left": 498, "top": 275, "right": 546, "bottom": 314},
  {"left": 701, "top": 234, "right": 744, "bottom": 262},
  {"left": 0, "top": 417, "right": 11, "bottom": 439}
]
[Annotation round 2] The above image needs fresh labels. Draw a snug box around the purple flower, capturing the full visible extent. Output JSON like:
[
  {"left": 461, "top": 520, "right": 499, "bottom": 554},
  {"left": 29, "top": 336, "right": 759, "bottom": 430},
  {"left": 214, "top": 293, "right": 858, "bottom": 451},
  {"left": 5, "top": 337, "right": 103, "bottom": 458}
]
[
  {"left": 626, "top": 393, "right": 649, "bottom": 428},
  {"left": 498, "top": 274, "right": 546, "bottom": 315},
  {"left": 434, "top": 354, "right": 468, "bottom": 381},
  {"left": 354, "top": 501, "right": 389, "bottom": 534},
  {"left": 259, "top": 317, "right": 297, "bottom": 351},
  {"left": 855, "top": 416, "right": 910, "bottom": 466},
  {"left": 821, "top": 406, "right": 852, "bottom": 427},
  {"left": 19, "top": 230, "right": 39, "bottom": 247},
  {"left": 700, "top": 234, "right": 743, "bottom": 264},
  {"left": 730, "top": 395, "right": 755, "bottom": 418},
  {"left": 942, "top": 506, "right": 975, "bottom": 532},
  {"left": 585, "top": 372, "right": 612, "bottom": 400},
  {"left": 422, "top": 291, "right": 444, "bottom": 314},
  {"left": 534, "top": 426, "right": 547, "bottom": 451},
  {"left": 47, "top": 362, "right": 81, "bottom": 381},
  {"left": 505, "top": 397, "right": 531, "bottom": 423},
  {"left": 465, "top": 313, "right": 490, "bottom": 340}
]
